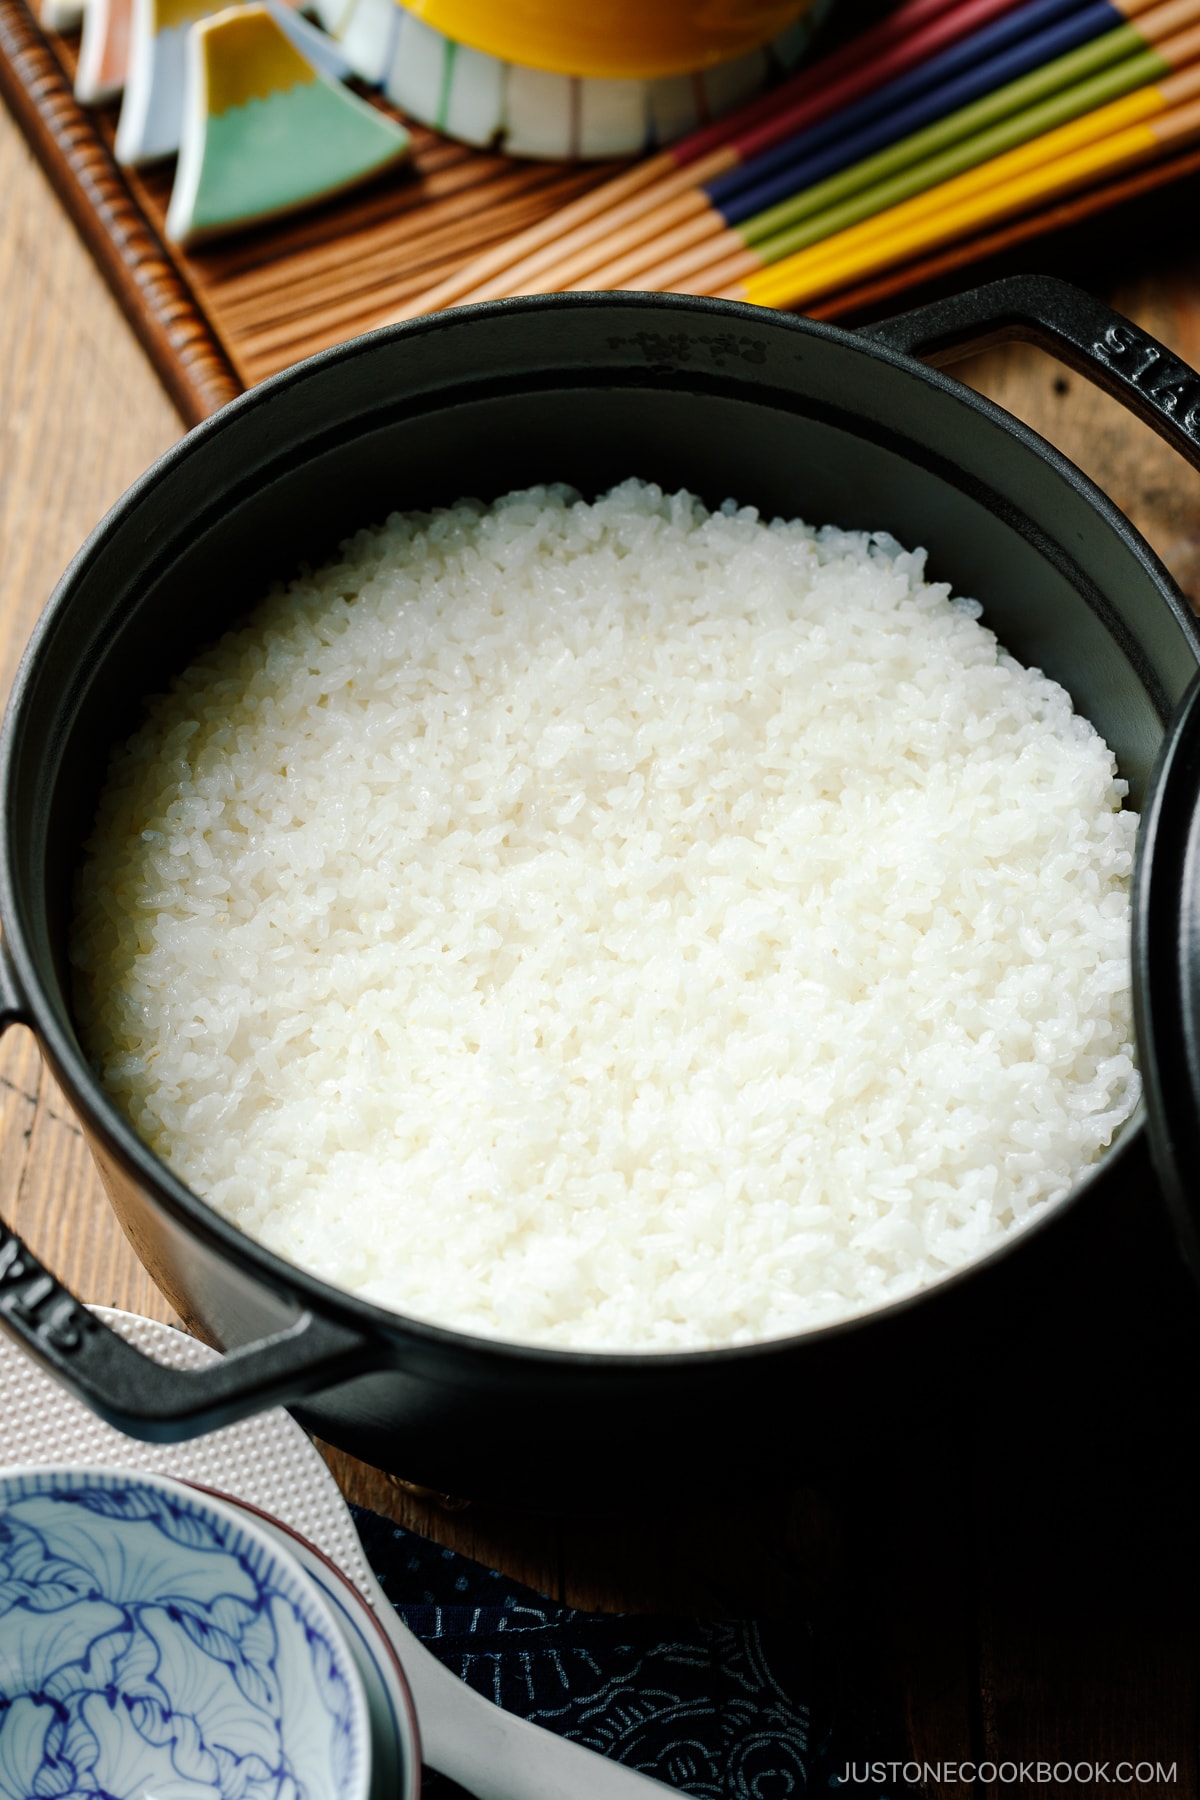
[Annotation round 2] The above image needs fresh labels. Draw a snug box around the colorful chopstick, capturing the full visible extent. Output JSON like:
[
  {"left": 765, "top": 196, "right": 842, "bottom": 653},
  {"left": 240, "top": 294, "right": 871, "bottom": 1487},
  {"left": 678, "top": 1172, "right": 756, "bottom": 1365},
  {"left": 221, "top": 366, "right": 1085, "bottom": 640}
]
[
  {"left": 578, "top": 0, "right": 1175, "bottom": 289},
  {"left": 803, "top": 134, "right": 1200, "bottom": 318},
  {"left": 607, "top": 0, "right": 1200, "bottom": 292},
  {"left": 729, "top": 67, "right": 1200, "bottom": 308},
  {"left": 668, "top": 0, "right": 971, "bottom": 168},
  {"left": 389, "top": 0, "right": 1037, "bottom": 320},
  {"left": 717, "top": 0, "right": 1152, "bottom": 221},
  {"left": 568, "top": 0, "right": 1121, "bottom": 292},
  {"left": 709, "top": 0, "right": 1099, "bottom": 215}
]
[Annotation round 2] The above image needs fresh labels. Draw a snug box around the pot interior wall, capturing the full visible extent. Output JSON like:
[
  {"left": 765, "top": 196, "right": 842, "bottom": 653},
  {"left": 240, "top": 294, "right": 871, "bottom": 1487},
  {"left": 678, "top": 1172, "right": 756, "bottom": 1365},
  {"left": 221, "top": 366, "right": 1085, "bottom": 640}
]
[
  {"left": 2, "top": 313, "right": 1194, "bottom": 1250},
  {"left": 20, "top": 379, "right": 1189, "bottom": 1023}
]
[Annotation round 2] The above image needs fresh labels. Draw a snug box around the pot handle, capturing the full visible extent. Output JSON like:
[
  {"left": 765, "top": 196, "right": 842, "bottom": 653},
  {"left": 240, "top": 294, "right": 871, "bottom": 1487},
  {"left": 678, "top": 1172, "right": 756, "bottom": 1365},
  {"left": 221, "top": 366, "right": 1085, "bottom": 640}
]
[
  {"left": 0, "top": 951, "right": 387, "bottom": 1442},
  {"left": 859, "top": 273, "right": 1200, "bottom": 472}
]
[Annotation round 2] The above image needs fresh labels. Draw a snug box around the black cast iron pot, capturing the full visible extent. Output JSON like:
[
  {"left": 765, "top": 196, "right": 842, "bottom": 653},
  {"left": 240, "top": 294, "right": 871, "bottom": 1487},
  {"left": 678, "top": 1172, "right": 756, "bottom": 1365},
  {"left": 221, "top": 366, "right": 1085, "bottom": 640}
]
[{"left": 4, "top": 275, "right": 1200, "bottom": 1504}]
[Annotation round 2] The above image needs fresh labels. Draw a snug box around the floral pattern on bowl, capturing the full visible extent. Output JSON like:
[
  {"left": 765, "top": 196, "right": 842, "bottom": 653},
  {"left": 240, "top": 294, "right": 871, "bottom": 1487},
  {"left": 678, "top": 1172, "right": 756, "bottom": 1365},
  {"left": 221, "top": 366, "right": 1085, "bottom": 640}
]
[{"left": 0, "top": 1466, "right": 371, "bottom": 1800}]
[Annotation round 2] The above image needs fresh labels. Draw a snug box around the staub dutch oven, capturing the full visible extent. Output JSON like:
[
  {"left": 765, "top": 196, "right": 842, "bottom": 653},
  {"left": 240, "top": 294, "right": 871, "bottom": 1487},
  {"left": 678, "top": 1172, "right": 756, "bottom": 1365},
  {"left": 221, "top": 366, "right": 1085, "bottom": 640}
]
[{"left": 4, "top": 275, "right": 1200, "bottom": 1502}]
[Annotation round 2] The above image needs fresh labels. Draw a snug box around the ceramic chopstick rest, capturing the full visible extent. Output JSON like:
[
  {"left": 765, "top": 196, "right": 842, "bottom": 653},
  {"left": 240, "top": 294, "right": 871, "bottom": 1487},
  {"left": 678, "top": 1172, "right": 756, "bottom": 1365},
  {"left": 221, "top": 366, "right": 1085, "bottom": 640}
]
[
  {"left": 115, "top": 0, "right": 354, "bottom": 158},
  {"left": 116, "top": 0, "right": 221, "bottom": 163},
  {"left": 266, "top": 0, "right": 356, "bottom": 81},
  {"left": 83, "top": 0, "right": 346, "bottom": 108},
  {"left": 166, "top": 3, "right": 410, "bottom": 246},
  {"left": 75, "top": 0, "right": 132, "bottom": 103},
  {"left": 337, "top": 0, "right": 816, "bottom": 156},
  {"left": 339, "top": 0, "right": 405, "bottom": 86}
]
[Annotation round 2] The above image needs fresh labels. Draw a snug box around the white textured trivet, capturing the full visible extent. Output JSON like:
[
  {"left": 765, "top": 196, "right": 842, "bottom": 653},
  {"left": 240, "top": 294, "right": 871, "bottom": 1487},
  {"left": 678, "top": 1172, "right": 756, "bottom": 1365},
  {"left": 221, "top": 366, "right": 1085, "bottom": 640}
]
[
  {"left": 0, "top": 1311, "right": 678, "bottom": 1799},
  {"left": 0, "top": 1306, "right": 375, "bottom": 1600}
]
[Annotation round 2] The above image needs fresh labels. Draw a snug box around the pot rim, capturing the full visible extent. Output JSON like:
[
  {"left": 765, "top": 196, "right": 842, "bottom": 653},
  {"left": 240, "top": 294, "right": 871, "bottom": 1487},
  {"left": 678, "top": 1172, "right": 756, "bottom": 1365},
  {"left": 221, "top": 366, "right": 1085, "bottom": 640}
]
[{"left": 1, "top": 288, "right": 1189, "bottom": 1371}]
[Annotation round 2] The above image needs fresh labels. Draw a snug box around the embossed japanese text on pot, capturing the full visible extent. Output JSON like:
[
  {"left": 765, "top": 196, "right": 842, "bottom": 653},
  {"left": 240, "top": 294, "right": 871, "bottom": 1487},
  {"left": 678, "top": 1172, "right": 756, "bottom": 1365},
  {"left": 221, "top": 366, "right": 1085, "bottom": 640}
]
[{"left": 5, "top": 277, "right": 1200, "bottom": 1504}]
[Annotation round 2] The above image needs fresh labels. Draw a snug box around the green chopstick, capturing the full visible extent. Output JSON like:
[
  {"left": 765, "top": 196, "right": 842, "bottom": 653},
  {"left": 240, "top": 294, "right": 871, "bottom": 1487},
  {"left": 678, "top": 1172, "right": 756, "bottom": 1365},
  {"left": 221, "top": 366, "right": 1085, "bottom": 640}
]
[{"left": 743, "top": 12, "right": 1195, "bottom": 263}]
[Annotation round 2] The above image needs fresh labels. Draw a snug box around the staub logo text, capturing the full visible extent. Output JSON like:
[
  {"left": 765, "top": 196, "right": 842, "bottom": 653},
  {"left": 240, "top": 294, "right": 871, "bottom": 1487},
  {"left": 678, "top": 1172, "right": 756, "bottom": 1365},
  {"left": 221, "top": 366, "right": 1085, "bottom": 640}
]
[
  {"left": 0, "top": 1231, "right": 83, "bottom": 1351},
  {"left": 1092, "top": 321, "right": 1200, "bottom": 439}
]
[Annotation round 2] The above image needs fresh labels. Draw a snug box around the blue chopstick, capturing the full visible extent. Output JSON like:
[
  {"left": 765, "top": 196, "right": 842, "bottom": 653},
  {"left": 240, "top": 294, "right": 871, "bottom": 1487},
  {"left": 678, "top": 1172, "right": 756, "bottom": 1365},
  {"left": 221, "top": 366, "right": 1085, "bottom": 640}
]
[{"left": 707, "top": 0, "right": 1108, "bottom": 213}]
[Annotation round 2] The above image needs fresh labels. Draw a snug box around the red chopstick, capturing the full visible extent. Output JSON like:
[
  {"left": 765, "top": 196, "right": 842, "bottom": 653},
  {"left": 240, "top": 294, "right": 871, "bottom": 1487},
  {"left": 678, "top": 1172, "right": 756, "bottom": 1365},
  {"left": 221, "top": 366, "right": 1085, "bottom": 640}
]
[{"left": 676, "top": 0, "right": 1037, "bottom": 166}]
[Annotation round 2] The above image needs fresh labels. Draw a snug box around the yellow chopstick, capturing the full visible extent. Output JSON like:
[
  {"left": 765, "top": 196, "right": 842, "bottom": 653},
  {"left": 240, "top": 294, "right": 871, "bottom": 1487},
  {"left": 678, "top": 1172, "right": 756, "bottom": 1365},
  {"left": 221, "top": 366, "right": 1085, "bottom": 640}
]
[{"left": 731, "top": 73, "right": 1200, "bottom": 308}]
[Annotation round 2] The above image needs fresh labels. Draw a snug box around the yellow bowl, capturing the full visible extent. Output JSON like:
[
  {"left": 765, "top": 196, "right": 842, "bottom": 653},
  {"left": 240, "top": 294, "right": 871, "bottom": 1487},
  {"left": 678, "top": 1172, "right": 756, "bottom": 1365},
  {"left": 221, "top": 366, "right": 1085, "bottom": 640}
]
[{"left": 397, "top": 0, "right": 811, "bottom": 79}]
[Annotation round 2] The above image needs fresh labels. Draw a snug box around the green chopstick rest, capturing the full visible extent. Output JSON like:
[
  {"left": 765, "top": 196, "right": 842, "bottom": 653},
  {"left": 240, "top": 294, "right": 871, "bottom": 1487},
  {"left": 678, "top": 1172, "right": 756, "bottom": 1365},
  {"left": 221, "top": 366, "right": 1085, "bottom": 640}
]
[{"left": 166, "top": 2, "right": 411, "bottom": 248}]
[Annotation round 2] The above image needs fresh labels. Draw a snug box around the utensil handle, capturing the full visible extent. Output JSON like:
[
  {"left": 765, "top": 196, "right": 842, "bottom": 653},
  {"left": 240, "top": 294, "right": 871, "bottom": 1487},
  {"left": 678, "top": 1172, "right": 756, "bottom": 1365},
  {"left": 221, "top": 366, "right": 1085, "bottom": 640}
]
[
  {"left": 0, "top": 951, "right": 385, "bottom": 1440},
  {"left": 860, "top": 273, "right": 1200, "bottom": 472}
]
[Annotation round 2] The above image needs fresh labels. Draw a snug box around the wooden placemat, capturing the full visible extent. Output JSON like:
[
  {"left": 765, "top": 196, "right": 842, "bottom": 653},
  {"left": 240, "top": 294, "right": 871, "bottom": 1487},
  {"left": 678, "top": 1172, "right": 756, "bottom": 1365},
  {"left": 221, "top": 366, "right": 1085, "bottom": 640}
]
[{"left": 5, "top": 0, "right": 1200, "bottom": 425}]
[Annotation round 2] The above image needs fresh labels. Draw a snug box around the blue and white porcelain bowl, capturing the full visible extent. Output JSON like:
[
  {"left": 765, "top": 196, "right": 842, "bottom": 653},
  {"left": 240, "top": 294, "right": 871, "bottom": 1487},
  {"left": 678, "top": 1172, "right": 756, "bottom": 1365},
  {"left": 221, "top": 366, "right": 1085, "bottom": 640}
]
[{"left": 0, "top": 1466, "right": 372, "bottom": 1800}]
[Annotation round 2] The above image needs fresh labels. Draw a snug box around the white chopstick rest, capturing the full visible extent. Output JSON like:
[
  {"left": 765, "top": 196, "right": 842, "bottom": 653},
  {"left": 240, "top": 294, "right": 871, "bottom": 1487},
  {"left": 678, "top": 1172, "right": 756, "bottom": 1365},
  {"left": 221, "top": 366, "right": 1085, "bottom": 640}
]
[
  {"left": 75, "top": 0, "right": 133, "bottom": 104},
  {"left": 115, "top": 0, "right": 204, "bottom": 164},
  {"left": 266, "top": 0, "right": 355, "bottom": 81},
  {"left": 116, "top": 0, "right": 349, "bottom": 163}
]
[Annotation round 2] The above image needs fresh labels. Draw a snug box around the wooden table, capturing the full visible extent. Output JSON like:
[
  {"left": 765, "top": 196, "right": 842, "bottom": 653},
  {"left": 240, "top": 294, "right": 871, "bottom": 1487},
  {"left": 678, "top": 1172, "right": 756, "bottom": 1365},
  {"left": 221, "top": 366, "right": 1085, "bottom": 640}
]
[{"left": 4, "top": 89, "right": 1200, "bottom": 1798}]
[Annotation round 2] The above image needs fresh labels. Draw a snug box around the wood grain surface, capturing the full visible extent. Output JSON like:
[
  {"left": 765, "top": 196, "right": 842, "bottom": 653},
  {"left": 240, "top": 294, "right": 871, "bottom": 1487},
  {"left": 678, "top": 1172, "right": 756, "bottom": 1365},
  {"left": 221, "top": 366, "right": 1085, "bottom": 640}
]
[
  {"left": 0, "top": 0, "right": 241, "bottom": 422},
  {"left": 5, "top": 0, "right": 1200, "bottom": 429},
  {"left": 4, "top": 78, "right": 1200, "bottom": 1797}
]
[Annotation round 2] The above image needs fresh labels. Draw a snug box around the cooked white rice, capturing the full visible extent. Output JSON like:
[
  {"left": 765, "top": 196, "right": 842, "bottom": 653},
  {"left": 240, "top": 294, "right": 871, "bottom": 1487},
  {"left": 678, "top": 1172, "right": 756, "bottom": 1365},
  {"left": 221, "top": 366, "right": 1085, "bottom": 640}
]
[{"left": 72, "top": 480, "right": 1139, "bottom": 1350}]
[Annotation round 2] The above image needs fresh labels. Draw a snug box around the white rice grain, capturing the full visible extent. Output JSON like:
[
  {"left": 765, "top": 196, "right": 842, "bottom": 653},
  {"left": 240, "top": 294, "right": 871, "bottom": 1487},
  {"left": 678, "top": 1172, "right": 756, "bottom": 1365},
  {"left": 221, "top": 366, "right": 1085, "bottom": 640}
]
[{"left": 71, "top": 481, "right": 1140, "bottom": 1349}]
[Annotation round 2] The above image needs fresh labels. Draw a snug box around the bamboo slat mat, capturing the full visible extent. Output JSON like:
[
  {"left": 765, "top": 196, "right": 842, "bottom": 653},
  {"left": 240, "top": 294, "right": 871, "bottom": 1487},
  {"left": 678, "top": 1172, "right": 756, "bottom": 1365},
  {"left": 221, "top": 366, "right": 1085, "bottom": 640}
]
[
  {"left": 0, "top": 0, "right": 619, "bottom": 418},
  {"left": 4, "top": 0, "right": 1200, "bottom": 425}
]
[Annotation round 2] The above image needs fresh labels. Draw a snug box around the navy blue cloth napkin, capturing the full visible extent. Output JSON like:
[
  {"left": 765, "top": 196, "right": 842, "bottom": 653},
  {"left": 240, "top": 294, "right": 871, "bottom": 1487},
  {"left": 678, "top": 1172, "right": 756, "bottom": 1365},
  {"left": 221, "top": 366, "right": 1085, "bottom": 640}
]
[{"left": 351, "top": 1506, "right": 899, "bottom": 1800}]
